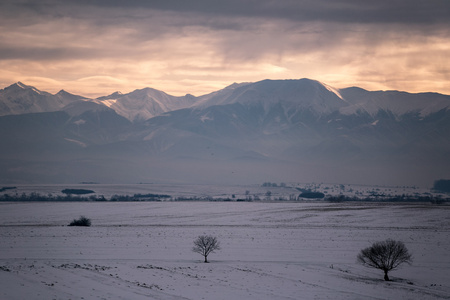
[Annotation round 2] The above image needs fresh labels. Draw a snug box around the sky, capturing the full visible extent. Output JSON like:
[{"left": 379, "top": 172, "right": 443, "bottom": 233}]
[{"left": 0, "top": 0, "right": 449, "bottom": 98}]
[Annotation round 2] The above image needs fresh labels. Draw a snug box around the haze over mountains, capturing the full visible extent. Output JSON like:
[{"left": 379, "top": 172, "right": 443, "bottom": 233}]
[{"left": 1, "top": 79, "right": 449, "bottom": 187}]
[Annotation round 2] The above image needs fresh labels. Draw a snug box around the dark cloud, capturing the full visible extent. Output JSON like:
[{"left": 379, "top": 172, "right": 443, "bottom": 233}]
[
  {"left": 55, "top": 0, "right": 450, "bottom": 25},
  {"left": 3, "top": 0, "right": 450, "bottom": 26}
]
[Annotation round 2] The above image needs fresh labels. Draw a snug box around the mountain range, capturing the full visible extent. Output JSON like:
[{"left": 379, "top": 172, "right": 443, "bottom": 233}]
[{"left": 0, "top": 79, "right": 449, "bottom": 186}]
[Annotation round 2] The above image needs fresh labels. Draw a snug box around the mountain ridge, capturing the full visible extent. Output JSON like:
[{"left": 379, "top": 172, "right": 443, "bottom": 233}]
[
  {"left": 1, "top": 78, "right": 449, "bottom": 186},
  {"left": 2, "top": 79, "right": 449, "bottom": 120}
]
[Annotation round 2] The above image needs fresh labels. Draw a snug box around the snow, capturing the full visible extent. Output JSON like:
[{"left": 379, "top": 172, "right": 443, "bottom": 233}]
[
  {"left": 12, "top": 82, "right": 42, "bottom": 95},
  {"left": 31, "top": 87, "right": 42, "bottom": 95},
  {"left": 1, "top": 201, "right": 449, "bottom": 299},
  {"left": 321, "top": 82, "right": 346, "bottom": 102},
  {"left": 4, "top": 79, "right": 449, "bottom": 122},
  {"left": 64, "top": 138, "right": 87, "bottom": 147},
  {"left": 200, "top": 113, "right": 213, "bottom": 122},
  {"left": 339, "top": 92, "right": 450, "bottom": 118},
  {"left": 74, "top": 119, "right": 86, "bottom": 125},
  {"left": 16, "top": 82, "right": 27, "bottom": 89},
  {"left": 100, "top": 88, "right": 199, "bottom": 122},
  {"left": 97, "top": 99, "right": 118, "bottom": 108}
]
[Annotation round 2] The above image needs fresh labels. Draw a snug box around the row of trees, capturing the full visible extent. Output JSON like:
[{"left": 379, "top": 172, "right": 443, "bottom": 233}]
[
  {"left": 2, "top": 190, "right": 447, "bottom": 202},
  {"left": 261, "top": 182, "right": 287, "bottom": 187},
  {"left": 190, "top": 235, "right": 411, "bottom": 281}
]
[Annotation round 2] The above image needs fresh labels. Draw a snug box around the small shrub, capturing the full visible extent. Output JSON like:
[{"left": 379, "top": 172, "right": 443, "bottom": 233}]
[
  {"left": 299, "top": 191, "right": 325, "bottom": 199},
  {"left": 62, "top": 189, "right": 95, "bottom": 195},
  {"left": 68, "top": 216, "right": 91, "bottom": 227}
]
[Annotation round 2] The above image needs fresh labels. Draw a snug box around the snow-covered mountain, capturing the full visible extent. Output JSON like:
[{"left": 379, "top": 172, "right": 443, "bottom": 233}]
[
  {"left": 195, "top": 79, "right": 348, "bottom": 114},
  {"left": 339, "top": 87, "right": 450, "bottom": 117},
  {"left": 94, "top": 87, "right": 198, "bottom": 122},
  {"left": 194, "top": 79, "right": 450, "bottom": 118},
  {"left": 0, "top": 79, "right": 449, "bottom": 186},
  {"left": 0, "top": 82, "right": 88, "bottom": 116},
  {"left": 3, "top": 79, "right": 449, "bottom": 121},
  {"left": 141, "top": 79, "right": 450, "bottom": 163}
]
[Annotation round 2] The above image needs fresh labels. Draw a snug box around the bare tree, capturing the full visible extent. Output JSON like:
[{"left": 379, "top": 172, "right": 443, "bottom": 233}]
[
  {"left": 192, "top": 235, "right": 220, "bottom": 263},
  {"left": 357, "top": 239, "right": 412, "bottom": 281}
]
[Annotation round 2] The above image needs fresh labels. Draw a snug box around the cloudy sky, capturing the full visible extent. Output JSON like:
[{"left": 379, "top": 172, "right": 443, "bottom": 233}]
[{"left": 1, "top": 0, "right": 449, "bottom": 97}]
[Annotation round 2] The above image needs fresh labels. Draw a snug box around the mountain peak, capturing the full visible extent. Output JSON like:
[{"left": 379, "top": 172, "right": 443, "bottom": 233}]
[
  {"left": 196, "top": 78, "right": 348, "bottom": 114},
  {"left": 7, "top": 81, "right": 31, "bottom": 90},
  {"left": 55, "top": 89, "right": 90, "bottom": 102},
  {"left": 6, "top": 82, "right": 45, "bottom": 95},
  {"left": 225, "top": 82, "right": 251, "bottom": 89},
  {"left": 56, "top": 89, "right": 70, "bottom": 95},
  {"left": 133, "top": 87, "right": 170, "bottom": 97},
  {"left": 96, "top": 91, "right": 123, "bottom": 101},
  {"left": 16, "top": 81, "right": 28, "bottom": 89}
]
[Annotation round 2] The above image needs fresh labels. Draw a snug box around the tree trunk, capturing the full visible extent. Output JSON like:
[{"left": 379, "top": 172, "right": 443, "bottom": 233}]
[
  {"left": 204, "top": 255, "right": 208, "bottom": 263},
  {"left": 384, "top": 270, "right": 389, "bottom": 281}
]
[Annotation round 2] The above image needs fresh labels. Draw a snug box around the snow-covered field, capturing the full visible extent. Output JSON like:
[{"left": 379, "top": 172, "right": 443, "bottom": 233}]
[{"left": 1, "top": 201, "right": 449, "bottom": 299}]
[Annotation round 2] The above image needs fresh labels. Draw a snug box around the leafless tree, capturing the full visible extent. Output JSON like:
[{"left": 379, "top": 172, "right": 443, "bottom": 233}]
[
  {"left": 357, "top": 239, "right": 412, "bottom": 281},
  {"left": 192, "top": 235, "right": 220, "bottom": 263}
]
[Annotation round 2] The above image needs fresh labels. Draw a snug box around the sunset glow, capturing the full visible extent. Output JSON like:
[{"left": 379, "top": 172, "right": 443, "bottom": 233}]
[{"left": 1, "top": 0, "right": 449, "bottom": 97}]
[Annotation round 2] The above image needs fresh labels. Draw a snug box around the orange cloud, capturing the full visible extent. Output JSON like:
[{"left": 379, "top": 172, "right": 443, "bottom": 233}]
[{"left": 0, "top": 1, "right": 449, "bottom": 97}]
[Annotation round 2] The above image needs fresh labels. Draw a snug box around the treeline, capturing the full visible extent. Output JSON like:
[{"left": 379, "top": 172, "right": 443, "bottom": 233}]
[
  {"left": 0, "top": 192, "right": 101, "bottom": 202},
  {"left": 326, "top": 195, "right": 449, "bottom": 204},
  {"left": 261, "top": 182, "right": 287, "bottom": 187},
  {"left": 0, "top": 192, "right": 170, "bottom": 202},
  {"left": 110, "top": 193, "right": 171, "bottom": 201},
  {"left": 0, "top": 192, "right": 448, "bottom": 203}
]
